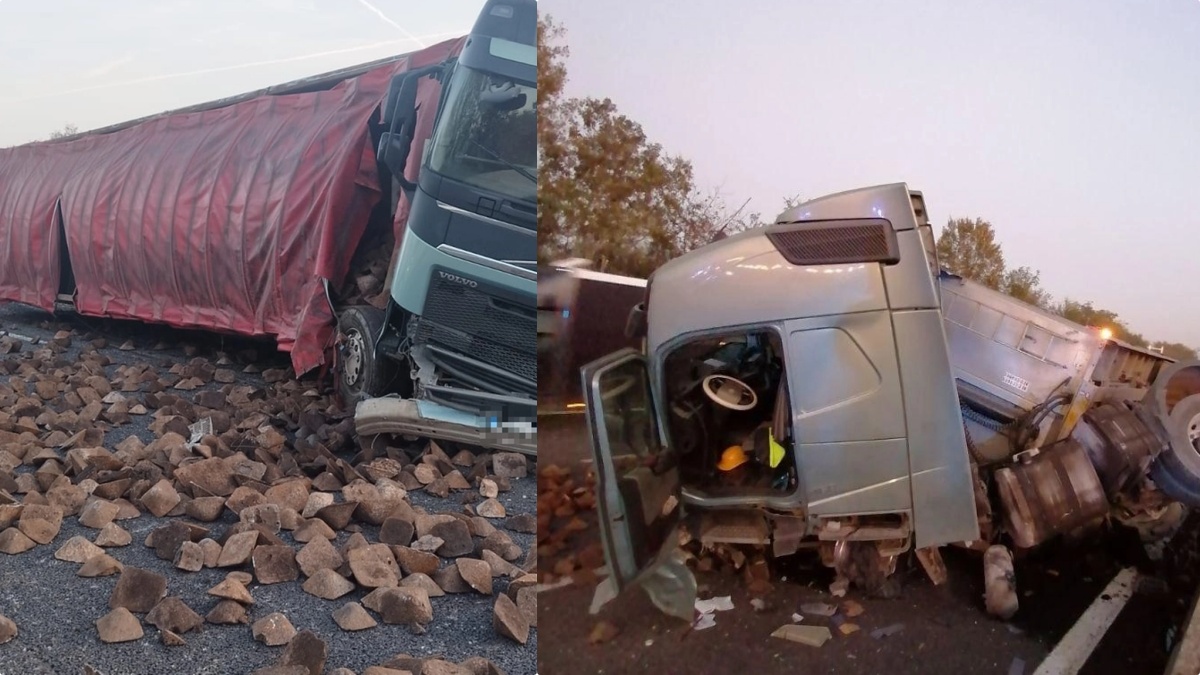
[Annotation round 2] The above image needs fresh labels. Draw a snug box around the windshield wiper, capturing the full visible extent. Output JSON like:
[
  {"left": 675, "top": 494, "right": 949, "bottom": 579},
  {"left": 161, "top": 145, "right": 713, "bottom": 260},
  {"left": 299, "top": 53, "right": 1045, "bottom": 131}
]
[{"left": 469, "top": 138, "right": 536, "bottom": 184}]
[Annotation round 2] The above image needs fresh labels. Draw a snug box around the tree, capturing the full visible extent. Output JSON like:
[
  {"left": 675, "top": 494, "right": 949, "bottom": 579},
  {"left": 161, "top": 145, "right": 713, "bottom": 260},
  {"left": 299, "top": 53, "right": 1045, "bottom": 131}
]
[
  {"left": 1152, "top": 342, "right": 1199, "bottom": 361},
  {"left": 1001, "top": 266, "right": 1051, "bottom": 309},
  {"left": 936, "top": 217, "right": 1006, "bottom": 290},
  {"left": 1055, "top": 298, "right": 1147, "bottom": 347},
  {"left": 537, "top": 16, "right": 737, "bottom": 277},
  {"left": 48, "top": 123, "right": 78, "bottom": 140}
]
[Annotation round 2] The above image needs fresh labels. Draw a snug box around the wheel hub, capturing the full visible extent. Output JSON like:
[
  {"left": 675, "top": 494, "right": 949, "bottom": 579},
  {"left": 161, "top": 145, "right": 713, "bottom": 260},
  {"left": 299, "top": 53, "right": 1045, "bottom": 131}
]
[{"left": 342, "top": 328, "right": 365, "bottom": 387}]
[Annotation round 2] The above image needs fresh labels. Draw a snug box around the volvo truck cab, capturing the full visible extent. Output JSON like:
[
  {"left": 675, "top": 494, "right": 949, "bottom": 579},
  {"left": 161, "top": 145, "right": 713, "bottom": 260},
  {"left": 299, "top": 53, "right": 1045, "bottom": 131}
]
[
  {"left": 582, "top": 184, "right": 981, "bottom": 612},
  {"left": 345, "top": 0, "right": 537, "bottom": 455}
]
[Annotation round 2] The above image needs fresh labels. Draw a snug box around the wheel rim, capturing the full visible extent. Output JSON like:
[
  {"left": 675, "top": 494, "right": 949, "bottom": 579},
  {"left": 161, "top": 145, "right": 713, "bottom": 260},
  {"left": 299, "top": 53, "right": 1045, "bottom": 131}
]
[{"left": 343, "top": 328, "right": 365, "bottom": 388}]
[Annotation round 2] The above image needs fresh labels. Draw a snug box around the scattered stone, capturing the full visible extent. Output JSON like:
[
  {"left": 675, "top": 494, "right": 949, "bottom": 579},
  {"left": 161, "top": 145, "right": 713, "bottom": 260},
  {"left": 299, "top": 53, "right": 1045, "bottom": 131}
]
[
  {"left": 433, "top": 565, "right": 471, "bottom": 594},
  {"left": 18, "top": 503, "right": 63, "bottom": 545},
  {"left": 505, "top": 514, "right": 536, "bottom": 534},
  {"left": 95, "top": 522, "right": 132, "bottom": 547},
  {"left": 146, "top": 597, "right": 204, "bottom": 635},
  {"left": 242, "top": 503, "right": 282, "bottom": 534},
  {"left": 0, "top": 615, "right": 16, "bottom": 644},
  {"left": 175, "top": 541, "right": 206, "bottom": 572},
  {"left": 400, "top": 573, "right": 445, "bottom": 598},
  {"left": 277, "top": 630, "right": 328, "bottom": 675},
  {"left": 363, "top": 587, "right": 433, "bottom": 626},
  {"left": 161, "top": 629, "right": 187, "bottom": 647},
  {"left": 253, "top": 612, "right": 297, "bottom": 647},
  {"left": 393, "top": 546, "right": 440, "bottom": 576},
  {"left": 141, "top": 479, "right": 181, "bottom": 518},
  {"left": 296, "top": 537, "right": 344, "bottom": 578},
  {"left": 480, "top": 479, "right": 498, "bottom": 499},
  {"left": 301, "top": 492, "right": 334, "bottom": 519},
  {"left": 302, "top": 569, "right": 356, "bottom": 600},
  {"left": 208, "top": 578, "right": 255, "bottom": 605},
  {"left": 457, "top": 558, "right": 493, "bottom": 595},
  {"left": 54, "top": 535, "right": 104, "bottom": 563},
  {"left": 217, "top": 530, "right": 259, "bottom": 567},
  {"left": 151, "top": 521, "right": 192, "bottom": 561},
  {"left": 78, "top": 553, "right": 123, "bottom": 577},
  {"left": 78, "top": 499, "right": 121, "bottom": 529},
  {"left": 477, "top": 499, "right": 506, "bottom": 519},
  {"left": 431, "top": 519, "right": 474, "bottom": 557},
  {"left": 348, "top": 544, "right": 400, "bottom": 588},
  {"left": 492, "top": 453, "right": 526, "bottom": 479},
  {"left": 481, "top": 550, "right": 518, "bottom": 577},
  {"left": 96, "top": 607, "right": 144, "bottom": 643},
  {"left": 186, "top": 496, "right": 227, "bottom": 522},
  {"left": 493, "top": 594, "right": 529, "bottom": 644},
  {"left": 294, "top": 518, "right": 336, "bottom": 543},
  {"left": 253, "top": 545, "right": 299, "bottom": 585},
  {"left": 379, "top": 518, "right": 415, "bottom": 547},
  {"left": 0, "top": 528, "right": 35, "bottom": 554},
  {"left": 110, "top": 567, "right": 167, "bottom": 613},
  {"left": 206, "top": 600, "right": 250, "bottom": 625},
  {"left": 412, "top": 535, "right": 445, "bottom": 553},
  {"left": 332, "top": 602, "right": 377, "bottom": 631},
  {"left": 314, "top": 501, "right": 358, "bottom": 531},
  {"left": 199, "top": 538, "right": 222, "bottom": 567},
  {"left": 516, "top": 586, "right": 536, "bottom": 628}
]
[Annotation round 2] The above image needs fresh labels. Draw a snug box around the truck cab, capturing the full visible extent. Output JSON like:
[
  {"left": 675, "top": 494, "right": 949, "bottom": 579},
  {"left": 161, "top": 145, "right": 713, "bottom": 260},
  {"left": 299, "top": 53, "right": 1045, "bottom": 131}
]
[
  {"left": 344, "top": 0, "right": 537, "bottom": 455},
  {"left": 582, "top": 183, "right": 980, "bottom": 601}
]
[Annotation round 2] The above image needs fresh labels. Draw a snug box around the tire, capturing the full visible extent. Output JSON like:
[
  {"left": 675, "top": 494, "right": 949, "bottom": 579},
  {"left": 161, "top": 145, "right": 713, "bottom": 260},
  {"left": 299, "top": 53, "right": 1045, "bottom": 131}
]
[
  {"left": 337, "top": 305, "right": 399, "bottom": 405},
  {"left": 1148, "top": 394, "right": 1200, "bottom": 506}
]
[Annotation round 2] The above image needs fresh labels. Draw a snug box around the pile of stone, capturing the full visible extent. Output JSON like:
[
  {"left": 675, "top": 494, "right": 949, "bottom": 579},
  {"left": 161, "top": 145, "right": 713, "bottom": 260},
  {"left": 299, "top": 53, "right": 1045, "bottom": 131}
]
[
  {"left": 536, "top": 464, "right": 602, "bottom": 585},
  {"left": 0, "top": 327, "right": 536, "bottom": 670}
]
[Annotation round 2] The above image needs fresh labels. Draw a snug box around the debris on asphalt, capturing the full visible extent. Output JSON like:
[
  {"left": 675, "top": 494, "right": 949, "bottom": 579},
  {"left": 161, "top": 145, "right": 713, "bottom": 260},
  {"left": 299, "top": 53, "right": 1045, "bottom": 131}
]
[
  {"left": 587, "top": 620, "right": 620, "bottom": 645},
  {"left": 843, "top": 600, "right": 864, "bottom": 618},
  {"left": 829, "top": 577, "right": 849, "bottom": 597},
  {"left": 800, "top": 602, "right": 838, "bottom": 617},
  {"left": 870, "top": 623, "right": 906, "bottom": 639},
  {"left": 694, "top": 596, "right": 734, "bottom": 614},
  {"left": 0, "top": 315, "right": 536, "bottom": 671},
  {"left": 838, "top": 622, "right": 860, "bottom": 636},
  {"left": 771, "top": 624, "right": 832, "bottom": 647},
  {"left": 1008, "top": 656, "right": 1026, "bottom": 675},
  {"left": 791, "top": 613, "right": 804, "bottom": 623},
  {"left": 693, "top": 613, "right": 717, "bottom": 631}
]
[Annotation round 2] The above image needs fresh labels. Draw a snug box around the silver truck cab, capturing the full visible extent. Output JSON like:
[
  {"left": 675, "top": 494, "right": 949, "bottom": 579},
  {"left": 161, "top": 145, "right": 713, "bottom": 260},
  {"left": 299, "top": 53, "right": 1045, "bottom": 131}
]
[{"left": 581, "top": 183, "right": 980, "bottom": 603}]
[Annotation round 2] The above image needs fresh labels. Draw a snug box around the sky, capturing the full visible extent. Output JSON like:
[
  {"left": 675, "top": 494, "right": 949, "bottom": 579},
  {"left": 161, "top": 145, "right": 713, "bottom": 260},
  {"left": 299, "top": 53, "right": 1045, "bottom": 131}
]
[
  {"left": 540, "top": 0, "right": 1200, "bottom": 347},
  {"left": 0, "top": 0, "right": 483, "bottom": 147}
]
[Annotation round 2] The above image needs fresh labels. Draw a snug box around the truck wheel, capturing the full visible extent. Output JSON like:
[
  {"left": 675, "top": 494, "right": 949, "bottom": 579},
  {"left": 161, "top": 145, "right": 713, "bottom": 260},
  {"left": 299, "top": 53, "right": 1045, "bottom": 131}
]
[
  {"left": 337, "top": 306, "right": 397, "bottom": 405},
  {"left": 1149, "top": 394, "right": 1200, "bottom": 506}
]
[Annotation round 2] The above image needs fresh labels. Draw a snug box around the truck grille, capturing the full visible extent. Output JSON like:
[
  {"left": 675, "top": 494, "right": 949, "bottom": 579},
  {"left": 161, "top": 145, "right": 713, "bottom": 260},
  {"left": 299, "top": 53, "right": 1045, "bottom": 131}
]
[{"left": 417, "top": 270, "right": 536, "bottom": 386}]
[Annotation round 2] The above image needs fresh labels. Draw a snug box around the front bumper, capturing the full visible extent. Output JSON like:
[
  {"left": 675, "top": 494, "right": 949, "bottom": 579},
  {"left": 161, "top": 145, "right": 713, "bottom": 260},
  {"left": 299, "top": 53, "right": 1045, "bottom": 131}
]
[{"left": 355, "top": 396, "right": 536, "bottom": 456}]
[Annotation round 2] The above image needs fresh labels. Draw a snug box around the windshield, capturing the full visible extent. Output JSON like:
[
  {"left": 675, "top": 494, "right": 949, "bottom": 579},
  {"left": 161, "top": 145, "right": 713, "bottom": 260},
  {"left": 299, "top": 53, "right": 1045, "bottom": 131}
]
[{"left": 428, "top": 64, "right": 537, "bottom": 204}]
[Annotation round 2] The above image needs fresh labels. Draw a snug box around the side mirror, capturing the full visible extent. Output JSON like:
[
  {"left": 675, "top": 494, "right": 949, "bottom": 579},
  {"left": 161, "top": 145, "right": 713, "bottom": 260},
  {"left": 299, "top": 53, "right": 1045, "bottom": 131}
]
[
  {"left": 378, "top": 70, "right": 424, "bottom": 191},
  {"left": 625, "top": 302, "right": 647, "bottom": 340}
]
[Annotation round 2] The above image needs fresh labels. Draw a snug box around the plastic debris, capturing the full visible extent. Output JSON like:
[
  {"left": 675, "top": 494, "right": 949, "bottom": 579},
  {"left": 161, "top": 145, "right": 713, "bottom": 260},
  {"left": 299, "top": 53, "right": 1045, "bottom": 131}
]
[
  {"left": 1006, "top": 624, "right": 1024, "bottom": 635},
  {"left": 870, "top": 623, "right": 905, "bottom": 639},
  {"left": 1007, "top": 656, "right": 1025, "bottom": 675},
  {"left": 771, "top": 624, "right": 832, "bottom": 647},
  {"left": 694, "top": 596, "right": 734, "bottom": 614},
  {"left": 800, "top": 602, "right": 838, "bottom": 617},
  {"left": 693, "top": 613, "right": 717, "bottom": 631},
  {"left": 829, "top": 577, "right": 849, "bottom": 597},
  {"left": 843, "top": 600, "right": 864, "bottom": 618},
  {"left": 791, "top": 613, "right": 804, "bottom": 623},
  {"left": 838, "top": 623, "right": 860, "bottom": 636},
  {"left": 587, "top": 621, "right": 620, "bottom": 645},
  {"left": 750, "top": 598, "right": 766, "bottom": 612}
]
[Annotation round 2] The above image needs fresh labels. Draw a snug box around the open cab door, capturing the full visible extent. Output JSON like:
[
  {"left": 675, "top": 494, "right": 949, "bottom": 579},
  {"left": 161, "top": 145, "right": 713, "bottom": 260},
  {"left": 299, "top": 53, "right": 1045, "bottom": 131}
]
[{"left": 581, "top": 348, "right": 694, "bottom": 620}]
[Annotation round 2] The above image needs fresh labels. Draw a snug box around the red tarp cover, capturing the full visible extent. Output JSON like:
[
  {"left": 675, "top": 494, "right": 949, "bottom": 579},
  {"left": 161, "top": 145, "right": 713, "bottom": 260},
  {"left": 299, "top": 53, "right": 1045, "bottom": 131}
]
[{"left": 0, "top": 37, "right": 463, "bottom": 376}]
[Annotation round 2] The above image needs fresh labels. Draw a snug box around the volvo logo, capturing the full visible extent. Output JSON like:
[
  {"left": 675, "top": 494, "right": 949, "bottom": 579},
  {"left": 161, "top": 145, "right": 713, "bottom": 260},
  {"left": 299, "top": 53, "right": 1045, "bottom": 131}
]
[{"left": 439, "top": 271, "right": 478, "bottom": 288}]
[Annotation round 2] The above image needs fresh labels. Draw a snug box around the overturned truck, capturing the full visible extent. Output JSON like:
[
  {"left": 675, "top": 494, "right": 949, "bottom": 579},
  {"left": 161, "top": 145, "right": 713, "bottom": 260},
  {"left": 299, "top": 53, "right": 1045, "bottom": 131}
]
[
  {"left": 577, "top": 182, "right": 1200, "bottom": 618},
  {"left": 0, "top": 0, "right": 537, "bottom": 456}
]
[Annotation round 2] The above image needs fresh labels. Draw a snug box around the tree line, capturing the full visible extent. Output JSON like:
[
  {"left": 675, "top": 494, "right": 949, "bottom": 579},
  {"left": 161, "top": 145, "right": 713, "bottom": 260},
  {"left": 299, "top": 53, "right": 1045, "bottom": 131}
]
[{"left": 536, "top": 15, "right": 1196, "bottom": 361}]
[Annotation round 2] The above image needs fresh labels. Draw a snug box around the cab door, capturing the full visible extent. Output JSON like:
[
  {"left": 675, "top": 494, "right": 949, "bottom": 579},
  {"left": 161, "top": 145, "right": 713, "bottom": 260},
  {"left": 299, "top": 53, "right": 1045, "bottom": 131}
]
[{"left": 581, "top": 347, "right": 683, "bottom": 591}]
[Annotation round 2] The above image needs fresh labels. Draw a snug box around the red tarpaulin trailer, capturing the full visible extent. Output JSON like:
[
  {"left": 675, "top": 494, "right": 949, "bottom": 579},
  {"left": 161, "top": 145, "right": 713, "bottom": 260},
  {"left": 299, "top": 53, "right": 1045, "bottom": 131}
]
[{"left": 0, "top": 37, "right": 463, "bottom": 376}]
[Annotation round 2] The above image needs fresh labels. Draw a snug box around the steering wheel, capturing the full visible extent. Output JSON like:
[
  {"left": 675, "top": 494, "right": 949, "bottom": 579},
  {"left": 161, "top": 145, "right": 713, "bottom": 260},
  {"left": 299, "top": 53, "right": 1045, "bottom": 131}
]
[
  {"left": 602, "top": 373, "right": 638, "bottom": 401},
  {"left": 701, "top": 374, "right": 758, "bottom": 411}
]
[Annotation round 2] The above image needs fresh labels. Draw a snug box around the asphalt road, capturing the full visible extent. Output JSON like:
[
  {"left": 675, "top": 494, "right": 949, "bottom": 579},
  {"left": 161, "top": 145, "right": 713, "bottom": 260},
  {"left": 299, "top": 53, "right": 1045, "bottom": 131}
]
[{"left": 0, "top": 302, "right": 537, "bottom": 675}]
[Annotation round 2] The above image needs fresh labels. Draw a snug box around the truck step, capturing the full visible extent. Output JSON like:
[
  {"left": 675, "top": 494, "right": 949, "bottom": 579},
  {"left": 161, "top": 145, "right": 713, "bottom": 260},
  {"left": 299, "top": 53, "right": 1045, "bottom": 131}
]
[{"left": 699, "top": 511, "right": 770, "bottom": 546}]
